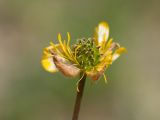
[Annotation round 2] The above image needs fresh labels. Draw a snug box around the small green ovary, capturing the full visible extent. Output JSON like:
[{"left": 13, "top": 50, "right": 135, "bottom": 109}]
[{"left": 74, "top": 38, "right": 100, "bottom": 71}]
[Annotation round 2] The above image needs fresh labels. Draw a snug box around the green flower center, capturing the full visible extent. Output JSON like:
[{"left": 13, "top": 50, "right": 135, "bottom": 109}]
[{"left": 74, "top": 38, "right": 100, "bottom": 71}]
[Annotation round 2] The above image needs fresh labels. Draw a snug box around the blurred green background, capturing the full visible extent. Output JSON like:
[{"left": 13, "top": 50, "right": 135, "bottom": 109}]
[{"left": 0, "top": 0, "right": 160, "bottom": 120}]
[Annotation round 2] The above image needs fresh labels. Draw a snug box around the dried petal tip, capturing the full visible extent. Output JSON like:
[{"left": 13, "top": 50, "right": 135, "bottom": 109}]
[{"left": 112, "top": 47, "right": 126, "bottom": 61}]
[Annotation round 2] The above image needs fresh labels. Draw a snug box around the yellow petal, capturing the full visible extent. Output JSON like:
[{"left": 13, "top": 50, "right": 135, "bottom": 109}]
[
  {"left": 41, "top": 46, "right": 58, "bottom": 73},
  {"left": 112, "top": 47, "right": 126, "bottom": 61},
  {"left": 41, "top": 57, "right": 58, "bottom": 73},
  {"left": 95, "top": 22, "right": 109, "bottom": 46}
]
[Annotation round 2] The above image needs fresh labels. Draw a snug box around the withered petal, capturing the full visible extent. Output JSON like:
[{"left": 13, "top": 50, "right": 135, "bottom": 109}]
[
  {"left": 53, "top": 54, "right": 81, "bottom": 77},
  {"left": 86, "top": 66, "right": 105, "bottom": 81}
]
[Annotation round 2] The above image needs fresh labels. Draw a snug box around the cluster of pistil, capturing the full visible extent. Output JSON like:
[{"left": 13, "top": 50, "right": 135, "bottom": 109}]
[{"left": 74, "top": 38, "right": 100, "bottom": 71}]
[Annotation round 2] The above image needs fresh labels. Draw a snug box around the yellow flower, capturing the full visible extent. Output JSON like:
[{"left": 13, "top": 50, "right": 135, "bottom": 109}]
[{"left": 41, "top": 21, "right": 126, "bottom": 82}]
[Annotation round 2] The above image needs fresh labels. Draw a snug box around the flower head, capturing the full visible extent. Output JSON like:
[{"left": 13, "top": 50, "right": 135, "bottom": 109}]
[{"left": 41, "top": 22, "right": 126, "bottom": 82}]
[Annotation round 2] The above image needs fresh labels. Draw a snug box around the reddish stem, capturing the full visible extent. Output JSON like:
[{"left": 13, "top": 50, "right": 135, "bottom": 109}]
[{"left": 72, "top": 74, "right": 86, "bottom": 120}]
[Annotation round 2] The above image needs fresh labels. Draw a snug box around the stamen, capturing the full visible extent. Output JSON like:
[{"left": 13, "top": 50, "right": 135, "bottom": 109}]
[
  {"left": 103, "top": 73, "right": 107, "bottom": 84},
  {"left": 74, "top": 45, "right": 81, "bottom": 59},
  {"left": 58, "top": 34, "right": 71, "bottom": 60},
  {"left": 67, "top": 32, "right": 70, "bottom": 47},
  {"left": 76, "top": 73, "right": 85, "bottom": 92}
]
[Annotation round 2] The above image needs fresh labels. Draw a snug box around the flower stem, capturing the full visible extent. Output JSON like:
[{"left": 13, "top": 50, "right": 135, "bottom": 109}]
[{"left": 72, "top": 73, "right": 87, "bottom": 120}]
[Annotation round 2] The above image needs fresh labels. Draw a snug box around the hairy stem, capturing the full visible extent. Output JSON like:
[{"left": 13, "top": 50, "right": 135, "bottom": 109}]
[{"left": 72, "top": 73, "right": 87, "bottom": 120}]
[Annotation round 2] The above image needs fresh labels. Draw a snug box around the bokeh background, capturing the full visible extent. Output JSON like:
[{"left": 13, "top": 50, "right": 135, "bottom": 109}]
[{"left": 0, "top": 0, "right": 160, "bottom": 120}]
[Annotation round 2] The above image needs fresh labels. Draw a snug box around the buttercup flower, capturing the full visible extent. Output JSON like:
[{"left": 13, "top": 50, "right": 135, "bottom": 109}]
[{"left": 41, "top": 22, "right": 126, "bottom": 84}]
